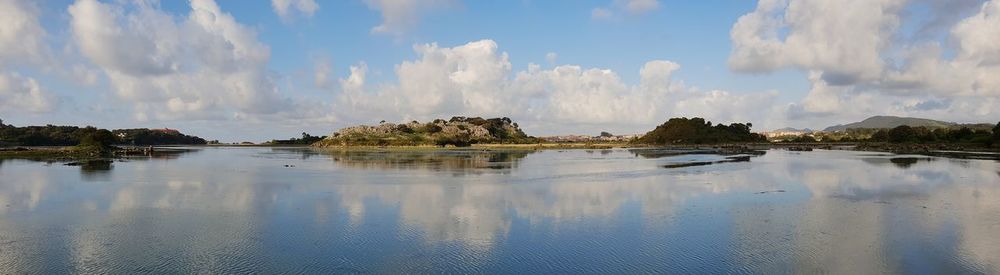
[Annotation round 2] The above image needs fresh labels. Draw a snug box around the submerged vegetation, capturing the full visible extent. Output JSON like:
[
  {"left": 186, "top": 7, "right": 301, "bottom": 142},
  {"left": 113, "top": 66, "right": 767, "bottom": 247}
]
[
  {"left": 314, "top": 117, "right": 540, "bottom": 147},
  {"left": 636, "top": 117, "right": 766, "bottom": 145}
]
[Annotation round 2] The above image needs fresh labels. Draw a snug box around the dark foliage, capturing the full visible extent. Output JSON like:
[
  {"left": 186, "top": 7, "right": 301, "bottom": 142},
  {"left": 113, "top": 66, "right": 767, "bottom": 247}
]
[
  {"left": 79, "top": 129, "right": 116, "bottom": 148},
  {"left": 789, "top": 135, "right": 817, "bottom": 143},
  {"left": 869, "top": 125, "right": 995, "bottom": 145},
  {"left": 113, "top": 129, "right": 207, "bottom": 145},
  {"left": 994, "top": 122, "right": 1000, "bottom": 145},
  {"left": 266, "top": 133, "right": 326, "bottom": 145},
  {"left": 0, "top": 121, "right": 206, "bottom": 146},
  {"left": 1, "top": 124, "right": 98, "bottom": 146},
  {"left": 637, "top": 117, "right": 766, "bottom": 144}
]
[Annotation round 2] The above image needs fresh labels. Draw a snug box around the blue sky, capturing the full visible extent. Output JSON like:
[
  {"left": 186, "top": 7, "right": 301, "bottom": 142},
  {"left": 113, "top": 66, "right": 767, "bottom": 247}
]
[{"left": 0, "top": 0, "right": 998, "bottom": 141}]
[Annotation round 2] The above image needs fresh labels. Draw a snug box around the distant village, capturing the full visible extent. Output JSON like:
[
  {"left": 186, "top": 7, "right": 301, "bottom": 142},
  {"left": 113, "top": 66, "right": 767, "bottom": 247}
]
[{"left": 540, "top": 132, "right": 642, "bottom": 143}]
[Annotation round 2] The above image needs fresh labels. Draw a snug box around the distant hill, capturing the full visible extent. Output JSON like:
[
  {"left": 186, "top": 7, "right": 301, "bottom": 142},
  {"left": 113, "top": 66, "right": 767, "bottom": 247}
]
[{"left": 823, "top": 116, "right": 956, "bottom": 132}]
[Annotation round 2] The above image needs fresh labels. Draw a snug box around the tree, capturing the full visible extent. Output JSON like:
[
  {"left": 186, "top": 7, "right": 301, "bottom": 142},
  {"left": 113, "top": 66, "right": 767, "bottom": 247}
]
[
  {"left": 993, "top": 122, "right": 1000, "bottom": 144},
  {"left": 637, "top": 117, "right": 766, "bottom": 144},
  {"left": 791, "top": 135, "right": 817, "bottom": 143},
  {"left": 79, "top": 129, "right": 115, "bottom": 148},
  {"left": 888, "top": 125, "right": 915, "bottom": 143},
  {"left": 600, "top": 131, "right": 613, "bottom": 137}
]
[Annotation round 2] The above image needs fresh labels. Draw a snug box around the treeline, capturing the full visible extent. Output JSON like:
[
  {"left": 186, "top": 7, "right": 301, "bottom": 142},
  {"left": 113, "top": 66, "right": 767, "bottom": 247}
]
[
  {"left": 265, "top": 133, "right": 326, "bottom": 145},
  {"left": 637, "top": 117, "right": 766, "bottom": 144},
  {"left": 782, "top": 122, "right": 1000, "bottom": 147},
  {"left": 0, "top": 120, "right": 206, "bottom": 146},
  {"left": 868, "top": 124, "right": 1000, "bottom": 145},
  {"left": 113, "top": 128, "right": 207, "bottom": 145}
]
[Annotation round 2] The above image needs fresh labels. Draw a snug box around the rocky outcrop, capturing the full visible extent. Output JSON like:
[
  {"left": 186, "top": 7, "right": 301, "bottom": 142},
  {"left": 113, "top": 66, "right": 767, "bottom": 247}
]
[{"left": 314, "top": 117, "right": 538, "bottom": 147}]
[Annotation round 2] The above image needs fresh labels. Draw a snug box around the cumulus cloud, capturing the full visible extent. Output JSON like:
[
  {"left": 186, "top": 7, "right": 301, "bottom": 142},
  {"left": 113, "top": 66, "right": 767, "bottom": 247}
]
[
  {"left": 0, "top": 0, "right": 59, "bottom": 115},
  {"left": 339, "top": 62, "right": 367, "bottom": 94},
  {"left": 364, "top": 0, "right": 455, "bottom": 35},
  {"left": 730, "top": 0, "right": 1000, "bottom": 126},
  {"left": 730, "top": 0, "right": 904, "bottom": 83},
  {"left": 338, "top": 40, "right": 513, "bottom": 120},
  {"left": 271, "top": 0, "right": 318, "bottom": 21},
  {"left": 0, "top": 0, "right": 53, "bottom": 68},
  {"left": 0, "top": 72, "right": 56, "bottom": 113},
  {"left": 68, "top": 0, "right": 312, "bottom": 122},
  {"left": 336, "top": 39, "right": 780, "bottom": 134}
]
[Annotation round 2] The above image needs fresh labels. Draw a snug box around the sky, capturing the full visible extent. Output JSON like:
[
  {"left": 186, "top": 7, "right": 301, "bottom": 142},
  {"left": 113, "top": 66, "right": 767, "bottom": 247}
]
[{"left": 1, "top": 0, "right": 999, "bottom": 142}]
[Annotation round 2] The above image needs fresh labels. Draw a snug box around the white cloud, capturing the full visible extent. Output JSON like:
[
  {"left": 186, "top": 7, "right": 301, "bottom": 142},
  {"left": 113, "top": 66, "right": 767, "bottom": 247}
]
[
  {"left": 730, "top": 0, "right": 1000, "bottom": 126},
  {"left": 271, "top": 0, "right": 319, "bottom": 21},
  {"left": 799, "top": 71, "right": 850, "bottom": 114},
  {"left": 338, "top": 40, "right": 513, "bottom": 120},
  {"left": 0, "top": 0, "right": 53, "bottom": 68},
  {"left": 0, "top": 72, "right": 56, "bottom": 113},
  {"left": 68, "top": 0, "right": 312, "bottom": 121},
  {"left": 364, "top": 0, "right": 455, "bottom": 36},
  {"left": 336, "top": 39, "right": 780, "bottom": 134},
  {"left": 0, "top": 0, "right": 58, "bottom": 115},
  {"left": 340, "top": 62, "right": 367, "bottom": 94},
  {"left": 730, "top": 0, "right": 904, "bottom": 83}
]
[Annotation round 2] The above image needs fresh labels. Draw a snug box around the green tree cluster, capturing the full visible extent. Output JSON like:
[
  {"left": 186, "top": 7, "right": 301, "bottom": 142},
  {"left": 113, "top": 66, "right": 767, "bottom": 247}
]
[
  {"left": 637, "top": 117, "right": 766, "bottom": 144},
  {"left": 113, "top": 129, "right": 207, "bottom": 145},
  {"left": 0, "top": 122, "right": 207, "bottom": 146},
  {"left": 78, "top": 129, "right": 116, "bottom": 149},
  {"left": 993, "top": 122, "right": 1000, "bottom": 146},
  {"left": 266, "top": 133, "right": 326, "bottom": 145},
  {"left": 868, "top": 125, "right": 995, "bottom": 145}
]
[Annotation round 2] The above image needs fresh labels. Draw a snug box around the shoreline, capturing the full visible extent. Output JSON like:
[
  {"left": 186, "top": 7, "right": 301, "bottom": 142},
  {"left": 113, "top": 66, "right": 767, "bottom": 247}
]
[{"left": 4, "top": 142, "right": 999, "bottom": 162}]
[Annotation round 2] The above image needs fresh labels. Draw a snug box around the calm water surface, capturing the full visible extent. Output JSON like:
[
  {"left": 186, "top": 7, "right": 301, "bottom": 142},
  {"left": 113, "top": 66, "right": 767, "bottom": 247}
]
[{"left": 1, "top": 147, "right": 999, "bottom": 273}]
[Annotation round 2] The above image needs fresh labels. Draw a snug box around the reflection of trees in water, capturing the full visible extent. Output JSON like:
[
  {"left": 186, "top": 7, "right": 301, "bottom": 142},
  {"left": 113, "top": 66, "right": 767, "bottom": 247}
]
[
  {"left": 322, "top": 149, "right": 535, "bottom": 174},
  {"left": 267, "top": 147, "right": 321, "bottom": 160},
  {"left": 861, "top": 156, "right": 936, "bottom": 169},
  {"left": 79, "top": 160, "right": 112, "bottom": 181},
  {"left": 629, "top": 148, "right": 711, "bottom": 159},
  {"left": 138, "top": 147, "right": 199, "bottom": 160},
  {"left": 628, "top": 148, "right": 766, "bottom": 159}
]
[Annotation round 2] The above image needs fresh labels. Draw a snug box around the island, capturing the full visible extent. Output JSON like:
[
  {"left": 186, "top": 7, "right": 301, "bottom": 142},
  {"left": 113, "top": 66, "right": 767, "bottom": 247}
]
[{"left": 313, "top": 117, "right": 540, "bottom": 147}]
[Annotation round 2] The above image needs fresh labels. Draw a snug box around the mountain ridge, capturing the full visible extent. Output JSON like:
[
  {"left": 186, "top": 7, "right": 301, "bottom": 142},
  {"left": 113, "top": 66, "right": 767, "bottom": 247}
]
[{"left": 823, "top": 116, "right": 956, "bottom": 132}]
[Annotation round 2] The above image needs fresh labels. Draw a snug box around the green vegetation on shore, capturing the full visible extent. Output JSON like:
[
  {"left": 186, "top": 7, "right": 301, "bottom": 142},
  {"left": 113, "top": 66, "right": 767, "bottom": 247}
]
[
  {"left": 313, "top": 117, "right": 541, "bottom": 147},
  {"left": 265, "top": 133, "right": 326, "bottom": 145},
  {"left": 0, "top": 120, "right": 206, "bottom": 146},
  {"left": 784, "top": 123, "right": 1000, "bottom": 148},
  {"left": 636, "top": 117, "right": 766, "bottom": 145}
]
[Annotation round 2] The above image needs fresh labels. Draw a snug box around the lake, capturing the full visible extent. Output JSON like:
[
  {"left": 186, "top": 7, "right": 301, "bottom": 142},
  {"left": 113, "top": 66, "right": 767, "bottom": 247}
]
[{"left": 1, "top": 147, "right": 999, "bottom": 273}]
